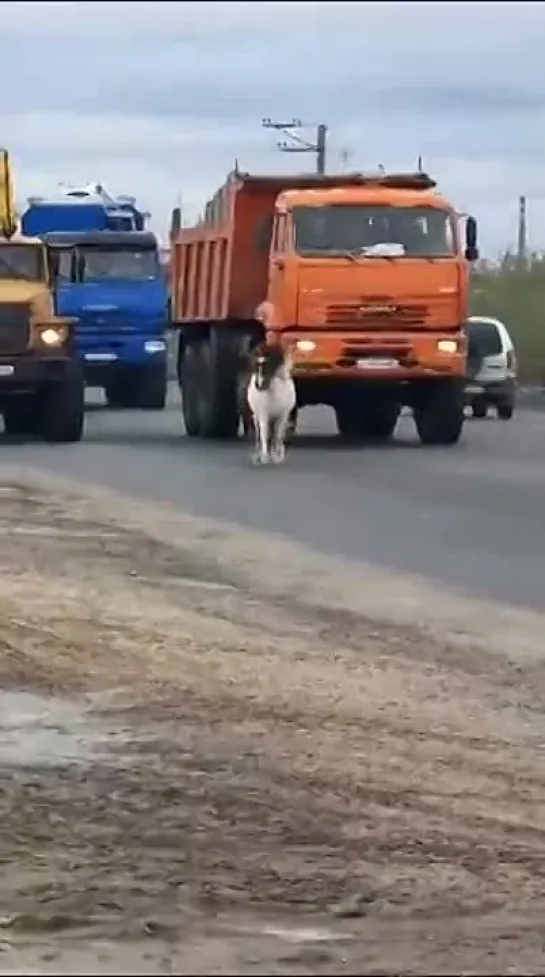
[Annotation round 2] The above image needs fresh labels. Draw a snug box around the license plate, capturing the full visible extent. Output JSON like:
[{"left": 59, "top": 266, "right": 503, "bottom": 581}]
[
  {"left": 466, "top": 384, "right": 484, "bottom": 395},
  {"left": 0, "top": 364, "right": 14, "bottom": 376},
  {"left": 84, "top": 352, "right": 118, "bottom": 362},
  {"left": 356, "top": 357, "right": 398, "bottom": 369}
]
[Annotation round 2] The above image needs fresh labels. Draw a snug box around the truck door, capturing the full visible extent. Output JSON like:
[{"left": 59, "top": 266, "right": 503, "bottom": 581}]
[
  {"left": 48, "top": 247, "right": 76, "bottom": 315},
  {"left": 267, "top": 212, "right": 288, "bottom": 325}
]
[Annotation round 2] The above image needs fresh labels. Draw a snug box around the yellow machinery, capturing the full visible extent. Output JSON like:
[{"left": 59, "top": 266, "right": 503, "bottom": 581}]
[{"left": 0, "top": 149, "right": 85, "bottom": 441}]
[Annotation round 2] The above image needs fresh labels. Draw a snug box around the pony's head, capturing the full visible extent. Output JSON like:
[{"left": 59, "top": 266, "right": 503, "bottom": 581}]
[{"left": 250, "top": 342, "right": 287, "bottom": 392}]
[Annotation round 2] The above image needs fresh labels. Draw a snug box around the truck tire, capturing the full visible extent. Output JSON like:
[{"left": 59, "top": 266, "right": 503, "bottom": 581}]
[
  {"left": 335, "top": 401, "right": 367, "bottom": 441},
  {"left": 335, "top": 397, "right": 399, "bottom": 442},
  {"left": 41, "top": 366, "right": 85, "bottom": 443},
  {"left": 362, "top": 401, "right": 400, "bottom": 441},
  {"left": 180, "top": 342, "right": 202, "bottom": 437},
  {"left": 3, "top": 397, "right": 39, "bottom": 437},
  {"left": 471, "top": 397, "right": 487, "bottom": 419},
  {"left": 105, "top": 376, "right": 132, "bottom": 409},
  {"left": 413, "top": 380, "right": 464, "bottom": 446},
  {"left": 135, "top": 361, "right": 167, "bottom": 410},
  {"left": 186, "top": 331, "right": 242, "bottom": 440}
]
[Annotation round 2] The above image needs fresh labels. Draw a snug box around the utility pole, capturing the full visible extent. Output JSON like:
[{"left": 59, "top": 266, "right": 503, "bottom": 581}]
[
  {"left": 517, "top": 194, "right": 527, "bottom": 270},
  {"left": 262, "top": 118, "right": 328, "bottom": 175}
]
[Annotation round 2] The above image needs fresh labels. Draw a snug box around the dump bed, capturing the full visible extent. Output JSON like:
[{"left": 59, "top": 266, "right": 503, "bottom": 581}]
[{"left": 171, "top": 170, "right": 437, "bottom": 324}]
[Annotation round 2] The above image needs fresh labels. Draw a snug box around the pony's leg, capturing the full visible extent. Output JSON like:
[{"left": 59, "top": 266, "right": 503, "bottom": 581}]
[
  {"left": 251, "top": 413, "right": 269, "bottom": 463},
  {"left": 249, "top": 414, "right": 261, "bottom": 462},
  {"left": 242, "top": 407, "right": 253, "bottom": 440},
  {"left": 286, "top": 407, "right": 298, "bottom": 442},
  {"left": 270, "top": 413, "right": 290, "bottom": 463},
  {"left": 259, "top": 413, "right": 270, "bottom": 463}
]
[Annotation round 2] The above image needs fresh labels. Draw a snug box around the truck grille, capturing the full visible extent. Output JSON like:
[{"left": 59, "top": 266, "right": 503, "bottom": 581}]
[
  {"left": 326, "top": 299, "right": 428, "bottom": 329},
  {"left": 77, "top": 312, "right": 137, "bottom": 334},
  {"left": 0, "top": 303, "right": 31, "bottom": 353}
]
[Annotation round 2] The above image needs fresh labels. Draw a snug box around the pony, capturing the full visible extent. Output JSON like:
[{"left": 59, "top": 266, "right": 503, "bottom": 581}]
[{"left": 246, "top": 341, "right": 297, "bottom": 464}]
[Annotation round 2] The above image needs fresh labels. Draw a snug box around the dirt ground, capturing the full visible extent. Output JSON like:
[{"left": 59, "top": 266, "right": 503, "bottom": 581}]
[{"left": 1, "top": 472, "right": 545, "bottom": 975}]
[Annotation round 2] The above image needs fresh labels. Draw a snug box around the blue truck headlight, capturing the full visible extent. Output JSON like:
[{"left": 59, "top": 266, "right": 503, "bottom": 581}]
[{"left": 144, "top": 340, "right": 166, "bottom": 354}]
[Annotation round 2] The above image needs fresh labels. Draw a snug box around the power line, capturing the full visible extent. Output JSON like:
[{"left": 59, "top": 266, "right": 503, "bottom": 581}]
[{"left": 262, "top": 118, "right": 327, "bottom": 175}]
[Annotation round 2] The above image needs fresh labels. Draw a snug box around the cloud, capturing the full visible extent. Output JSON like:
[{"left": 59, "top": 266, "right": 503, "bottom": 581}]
[{"left": 4, "top": 1, "right": 545, "bottom": 253}]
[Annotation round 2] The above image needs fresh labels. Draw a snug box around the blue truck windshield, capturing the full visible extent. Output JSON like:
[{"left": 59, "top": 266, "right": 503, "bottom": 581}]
[
  {"left": 293, "top": 205, "right": 455, "bottom": 258},
  {"left": 80, "top": 248, "right": 158, "bottom": 281}
]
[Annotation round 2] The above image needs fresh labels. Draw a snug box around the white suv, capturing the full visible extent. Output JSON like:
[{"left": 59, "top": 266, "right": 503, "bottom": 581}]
[{"left": 465, "top": 315, "right": 517, "bottom": 419}]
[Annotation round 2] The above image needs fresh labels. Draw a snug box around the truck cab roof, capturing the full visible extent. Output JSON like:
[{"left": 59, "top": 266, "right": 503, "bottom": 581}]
[
  {"left": 0, "top": 234, "right": 43, "bottom": 246},
  {"left": 42, "top": 230, "right": 158, "bottom": 249},
  {"left": 277, "top": 185, "right": 450, "bottom": 210}
]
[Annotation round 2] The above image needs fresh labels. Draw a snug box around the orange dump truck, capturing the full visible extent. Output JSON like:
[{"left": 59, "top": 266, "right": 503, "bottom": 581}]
[{"left": 170, "top": 169, "right": 478, "bottom": 443}]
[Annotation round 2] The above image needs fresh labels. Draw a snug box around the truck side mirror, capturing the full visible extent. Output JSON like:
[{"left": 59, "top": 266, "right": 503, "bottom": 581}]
[{"left": 465, "top": 216, "right": 479, "bottom": 262}]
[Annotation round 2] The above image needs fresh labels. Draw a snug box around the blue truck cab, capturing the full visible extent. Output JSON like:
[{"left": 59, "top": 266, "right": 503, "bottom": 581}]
[
  {"left": 45, "top": 230, "right": 168, "bottom": 409},
  {"left": 21, "top": 183, "right": 149, "bottom": 236}
]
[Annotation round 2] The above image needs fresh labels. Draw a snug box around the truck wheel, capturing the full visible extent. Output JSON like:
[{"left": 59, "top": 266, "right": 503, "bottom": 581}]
[
  {"left": 413, "top": 381, "right": 464, "bottom": 446},
  {"left": 497, "top": 403, "right": 514, "bottom": 420},
  {"left": 105, "top": 376, "right": 132, "bottom": 408},
  {"left": 136, "top": 361, "right": 167, "bottom": 410},
  {"left": 180, "top": 342, "right": 202, "bottom": 437},
  {"left": 3, "top": 397, "right": 39, "bottom": 436},
  {"left": 195, "top": 331, "right": 242, "bottom": 440},
  {"left": 335, "top": 401, "right": 367, "bottom": 441},
  {"left": 472, "top": 397, "right": 487, "bottom": 419},
  {"left": 335, "top": 397, "right": 399, "bottom": 442},
  {"left": 41, "top": 366, "right": 85, "bottom": 443},
  {"left": 362, "top": 402, "right": 400, "bottom": 441}
]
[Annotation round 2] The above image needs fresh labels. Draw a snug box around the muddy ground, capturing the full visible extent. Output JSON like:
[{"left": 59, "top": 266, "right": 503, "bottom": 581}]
[{"left": 1, "top": 473, "right": 545, "bottom": 974}]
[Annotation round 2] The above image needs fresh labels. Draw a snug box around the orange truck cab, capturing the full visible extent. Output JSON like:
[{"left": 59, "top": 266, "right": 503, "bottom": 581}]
[{"left": 171, "top": 169, "right": 478, "bottom": 444}]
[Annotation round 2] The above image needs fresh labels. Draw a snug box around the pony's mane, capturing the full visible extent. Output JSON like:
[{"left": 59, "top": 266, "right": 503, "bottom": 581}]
[{"left": 250, "top": 342, "right": 285, "bottom": 370}]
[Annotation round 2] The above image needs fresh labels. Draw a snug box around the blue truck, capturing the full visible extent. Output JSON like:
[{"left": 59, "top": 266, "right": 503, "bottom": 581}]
[
  {"left": 21, "top": 183, "right": 149, "bottom": 235},
  {"left": 20, "top": 187, "right": 168, "bottom": 409},
  {"left": 44, "top": 230, "right": 168, "bottom": 409}
]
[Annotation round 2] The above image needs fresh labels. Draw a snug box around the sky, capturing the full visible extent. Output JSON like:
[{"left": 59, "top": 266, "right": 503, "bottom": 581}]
[{"left": 2, "top": 0, "right": 545, "bottom": 255}]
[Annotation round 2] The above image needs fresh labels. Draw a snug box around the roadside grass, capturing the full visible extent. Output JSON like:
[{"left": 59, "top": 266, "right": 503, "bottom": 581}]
[{"left": 471, "top": 267, "right": 545, "bottom": 383}]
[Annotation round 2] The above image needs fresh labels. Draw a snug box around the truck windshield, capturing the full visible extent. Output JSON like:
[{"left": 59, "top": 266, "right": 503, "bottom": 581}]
[
  {"left": 80, "top": 248, "right": 158, "bottom": 281},
  {"left": 0, "top": 244, "right": 45, "bottom": 281},
  {"left": 106, "top": 215, "right": 136, "bottom": 231},
  {"left": 293, "top": 205, "right": 455, "bottom": 258}
]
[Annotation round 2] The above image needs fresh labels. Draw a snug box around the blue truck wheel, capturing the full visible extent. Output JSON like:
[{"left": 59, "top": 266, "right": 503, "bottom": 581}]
[
  {"left": 136, "top": 360, "right": 167, "bottom": 410},
  {"left": 105, "top": 375, "right": 132, "bottom": 408},
  {"left": 105, "top": 362, "right": 167, "bottom": 410}
]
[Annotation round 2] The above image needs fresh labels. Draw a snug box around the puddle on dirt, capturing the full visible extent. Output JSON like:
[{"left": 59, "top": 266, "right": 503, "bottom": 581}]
[
  {"left": 0, "top": 691, "right": 110, "bottom": 769},
  {"left": 258, "top": 924, "right": 354, "bottom": 944}
]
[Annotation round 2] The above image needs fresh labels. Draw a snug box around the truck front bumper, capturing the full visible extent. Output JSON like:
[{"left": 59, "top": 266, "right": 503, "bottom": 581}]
[
  {"left": 279, "top": 329, "right": 466, "bottom": 382},
  {"left": 78, "top": 337, "right": 167, "bottom": 386},
  {"left": 0, "top": 355, "right": 72, "bottom": 401}
]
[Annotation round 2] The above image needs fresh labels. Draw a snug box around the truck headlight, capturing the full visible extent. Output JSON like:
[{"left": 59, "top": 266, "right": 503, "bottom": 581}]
[
  {"left": 296, "top": 339, "right": 316, "bottom": 353},
  {"left": 144, "top": 340, "right": 166, "bottom": 353},
  {"left": 39, "top": 327, "right": 64, "bottom": 346},
  {"left": 437, "top": 339, "right": 458, "bottom": 354}
]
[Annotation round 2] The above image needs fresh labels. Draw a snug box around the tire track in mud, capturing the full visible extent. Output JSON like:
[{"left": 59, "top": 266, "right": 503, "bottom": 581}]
[{"left": 1, "top": 472, "right": 545, "bottom": 973}]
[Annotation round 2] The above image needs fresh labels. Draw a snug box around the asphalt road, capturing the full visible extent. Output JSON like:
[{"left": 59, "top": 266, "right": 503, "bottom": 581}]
[{"left": 2, "top": 388, "right": 545, "bottom": 610}]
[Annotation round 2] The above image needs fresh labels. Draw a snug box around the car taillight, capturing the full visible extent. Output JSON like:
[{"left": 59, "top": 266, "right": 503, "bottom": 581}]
[{"left": 506, "top": 350, "right": 517, "bottom": 373}]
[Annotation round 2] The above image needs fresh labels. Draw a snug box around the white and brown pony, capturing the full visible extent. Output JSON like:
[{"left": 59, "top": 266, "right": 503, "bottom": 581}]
[{"left": 244, "top": 342, "right": 297, "bottom": 464}]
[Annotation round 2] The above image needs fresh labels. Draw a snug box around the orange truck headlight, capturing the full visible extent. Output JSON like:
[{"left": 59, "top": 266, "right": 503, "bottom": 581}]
[
  {"left": 437, "top": 339, "right": 458, "bottom": 354},
  {"left": 295, "top": 339, "right": 316, "bottom": 353}
]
